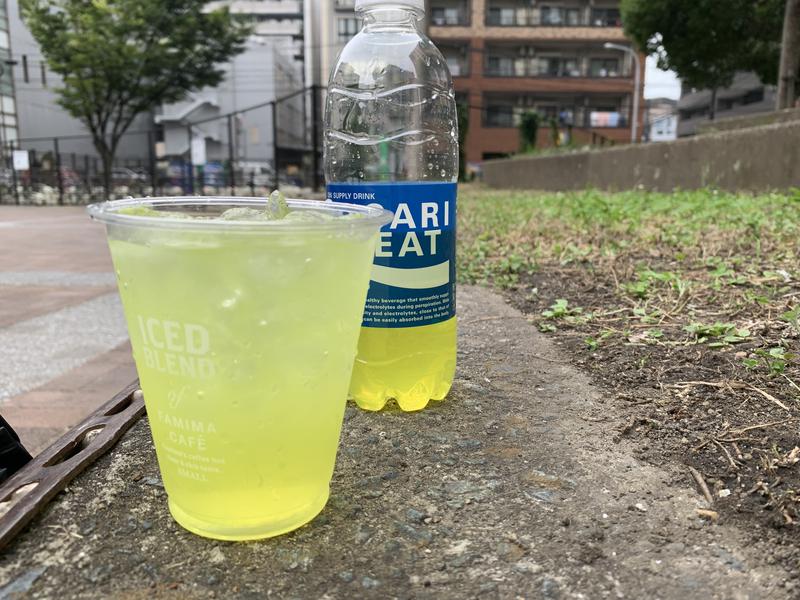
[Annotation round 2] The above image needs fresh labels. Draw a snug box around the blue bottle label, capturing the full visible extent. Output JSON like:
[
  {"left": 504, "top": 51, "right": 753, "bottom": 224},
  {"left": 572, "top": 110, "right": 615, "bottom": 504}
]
[{"left": 327, "top": 182, "right": 457, "bottom": 328}]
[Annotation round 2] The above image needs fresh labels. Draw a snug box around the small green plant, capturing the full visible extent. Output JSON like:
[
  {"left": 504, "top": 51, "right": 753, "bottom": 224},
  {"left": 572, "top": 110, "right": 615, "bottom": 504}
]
[
  {"left": 541, "top": 298, "right": 591, "bottom": 327},
  {"left": 624, "top": 269, "right": 689, "bottom": 299},
  {"left": 685, "top": 322, "right": 750, "bottom": 347},
  {"left": 585, "top": 330, "right": 613, "bottom": 351},
  {"left": 780, "top": 306, "right": 800, "bottom": 334},
  {"left": 542, "top": 298, "right": 571, "bottom": 319},
  {"left": 645, "top": 328, "right": 664, "bottom": 340},
  {"left": 744, "top": 346, "right": 795, "bottom": 375},
  {"left": 632, "top": 306, "right": 661, "bottom": 324},
  {"left": 623, "top": 276, "right": 650, "bottom": 299}
]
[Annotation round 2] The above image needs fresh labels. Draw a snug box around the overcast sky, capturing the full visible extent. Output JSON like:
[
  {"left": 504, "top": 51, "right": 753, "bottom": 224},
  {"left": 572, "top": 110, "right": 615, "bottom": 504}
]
[{"left": 644, "top": 55, "right": 681, "bottom": 100}]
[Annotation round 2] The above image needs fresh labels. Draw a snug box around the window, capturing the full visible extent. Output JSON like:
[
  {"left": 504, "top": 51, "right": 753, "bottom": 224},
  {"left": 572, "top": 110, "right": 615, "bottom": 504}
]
[
  {"left": 0, "top": 31, "right": 8, "bottom": 50},
  {"left": 540, "top": 57, "right": 580, "bottom": 77},
  {"left": 591, "top": 8, "right": 621, "bottom": 26},
  {"left": 487, "top": 56, "right": 514, "bottom": 76},
  {"left": 1, "top": 94, "right": 14, "bottom": 115},
  {"left": 442, "top": 47, "right": 468, "bottom": 77},
  {"left": 742, "top": 88, "right": 765, "bottom": 105},
  {"left": 485, "top": 105, "right": 514, "bottom": 127},
  {"left": 431, "top": 7, "right": 464, "bottom": 25},
  {"left": 337, "top": 17, "right": 359, "bottom": 42},
  {"left": 589, "top": 58, "right": 620, "bottom": 77},
  {"left": 565, "top": 8, "right": 581, "bottom": 25},
  {"left": 540, "top": 6, "right": 581, "bottom": 25},
  {"left": 540, "top": 7, "right": 562, "bottom": 25},
  {"left": 538, "top": 105, "right": 558, "bottom": 120},
  {"left": 487, "top": 7, "right": 517, "bottom": 26}
]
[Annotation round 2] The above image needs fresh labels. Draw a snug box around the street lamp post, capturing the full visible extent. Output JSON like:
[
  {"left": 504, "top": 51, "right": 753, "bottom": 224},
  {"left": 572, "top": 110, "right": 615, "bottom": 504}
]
[{"left": 603, "top": 42, "right": 641, "bottom": 143}]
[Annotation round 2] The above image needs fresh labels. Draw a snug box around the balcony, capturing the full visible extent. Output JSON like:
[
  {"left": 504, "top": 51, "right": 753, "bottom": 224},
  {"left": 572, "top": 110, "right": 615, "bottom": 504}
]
[
  {"left": 482, "top": 93, "right": 631, "bottom": 129},
  {"left": 440, "top": 43, "right": 470, "bottom": 77},
  {"left": 590, "top": 7, "right": 622, "bottom": 27},
  {"left": 483, "top": 46, "right": 626, "bottom": 78},
  {"left": 429, "top": 0, "right": 470, "bottom": 26},
  {"left": 484, "top": 1, "right": 622, "bottom": 27}
]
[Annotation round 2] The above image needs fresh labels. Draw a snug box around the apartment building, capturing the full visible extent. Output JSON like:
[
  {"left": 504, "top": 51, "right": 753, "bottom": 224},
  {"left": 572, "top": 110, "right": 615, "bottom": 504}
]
[
  {"left": 677, "top": 72, "right": 777, "bottom": 137},
  {"left": 0, "top": 0, "right": 17, "bottom": 152},
  {"left": 429, "top": 0, "right": 644, "bottom": 162},
  {"left": 315, "top": 0, "right": 358, "bottom": 87}
]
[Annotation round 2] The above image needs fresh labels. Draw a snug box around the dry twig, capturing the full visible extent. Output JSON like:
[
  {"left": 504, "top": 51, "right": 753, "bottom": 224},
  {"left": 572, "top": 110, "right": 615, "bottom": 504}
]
[{"left": 688, "top": 465, "right": 715, "bottom": 506}]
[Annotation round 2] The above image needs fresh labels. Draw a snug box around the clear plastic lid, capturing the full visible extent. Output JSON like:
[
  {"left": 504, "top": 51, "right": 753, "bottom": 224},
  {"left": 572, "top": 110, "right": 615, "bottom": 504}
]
[
  {"left": 87, "top": 197, "right": 392, "bottom": 234},
  {"left": 355, "top": 0, "right": 424, "bottom": 13}
]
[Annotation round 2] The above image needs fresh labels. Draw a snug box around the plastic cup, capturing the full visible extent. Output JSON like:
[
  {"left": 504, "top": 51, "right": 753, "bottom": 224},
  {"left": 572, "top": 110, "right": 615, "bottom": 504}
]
[{"left": 88, "top": 197, "right": 390, "bottom": 540}]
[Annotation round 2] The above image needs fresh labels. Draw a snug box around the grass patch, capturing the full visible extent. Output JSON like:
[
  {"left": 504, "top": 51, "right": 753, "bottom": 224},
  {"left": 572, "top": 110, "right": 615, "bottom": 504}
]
[{"left": 457, "top": 184, "right": 800, "bottom": 524}]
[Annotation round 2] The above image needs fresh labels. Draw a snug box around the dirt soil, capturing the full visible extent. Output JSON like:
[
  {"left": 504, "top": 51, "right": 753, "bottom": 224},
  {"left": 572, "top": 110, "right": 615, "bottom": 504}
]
[
  {"left": 505, "top": 263, "right": 800, "bottom": 575},
  {"left": 2, "top": 286, "right": 797, "bottom": 599}
]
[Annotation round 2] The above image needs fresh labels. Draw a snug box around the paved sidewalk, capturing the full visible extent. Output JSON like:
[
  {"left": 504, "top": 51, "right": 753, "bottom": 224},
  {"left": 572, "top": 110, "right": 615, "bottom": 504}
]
[
  {"left": 0, "top": 206, "right": 136, "bottom": 454},
  {"left": 0, "top": 286, "right": 790, "bottom": 598}
]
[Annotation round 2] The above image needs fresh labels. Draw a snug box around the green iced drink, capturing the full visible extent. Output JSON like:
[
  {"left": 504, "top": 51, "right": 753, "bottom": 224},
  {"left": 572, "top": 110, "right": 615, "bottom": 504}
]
[{"left": 89, "top": 194, "right": 389, "bottom": 540}]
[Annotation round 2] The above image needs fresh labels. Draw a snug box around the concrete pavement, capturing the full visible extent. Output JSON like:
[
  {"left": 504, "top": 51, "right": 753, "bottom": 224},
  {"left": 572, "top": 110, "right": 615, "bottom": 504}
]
[
  {"left": 0, "top": 206, "right": 136, "bottom": 454},
  {"left": 0, "top": 286, "right": 791, "bottom": 598}
]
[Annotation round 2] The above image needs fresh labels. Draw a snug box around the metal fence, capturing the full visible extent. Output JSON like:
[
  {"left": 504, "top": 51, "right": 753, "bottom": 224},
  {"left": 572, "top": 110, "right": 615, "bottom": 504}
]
[{"left": 0, "top": 86, "right": 323, "bottom": 205}]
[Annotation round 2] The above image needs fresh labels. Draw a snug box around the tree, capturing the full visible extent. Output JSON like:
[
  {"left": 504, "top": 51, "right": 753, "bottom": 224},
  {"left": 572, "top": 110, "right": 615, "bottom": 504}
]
[
  {"left": 518, "top": 111, "right": 540, "bottom": 153},
  {"left": 21, "top": 0, "right": 250, "bottom": 194},
  {"left": 621, "top": 0, "right": 785, "bottom": 120},
  {"left": 777, "top": 0, "right": 800, "bottom": 108},
  {"left": 457, "top": 101, "right": 469, "bottom": 182}
]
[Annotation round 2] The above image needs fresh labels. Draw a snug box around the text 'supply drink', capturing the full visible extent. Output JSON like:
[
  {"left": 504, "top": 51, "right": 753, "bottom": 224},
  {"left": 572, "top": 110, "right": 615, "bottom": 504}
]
[
  {"left": 324, "top": 0, "right": 459, "bottom": 412},
  {"left": 89, "top": 196, "right": 390, "bottom": 540}
]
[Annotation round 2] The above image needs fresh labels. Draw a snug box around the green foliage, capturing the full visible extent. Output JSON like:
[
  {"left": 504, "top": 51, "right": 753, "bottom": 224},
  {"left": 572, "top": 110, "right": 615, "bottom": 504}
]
[
  {"left": 781, "top": 306, "right": 800, "bottom": 334},
  {"left": 541, "top": 299, "right": 591, "bottom": 326},
  {"left": 624, "top": 269, "right": 689, "bottom": 299},
  {"left": 549, "top": 118, "right": 559, "bottom": 147},
  {"left": 22, "top": 0, "right": 249, "bottom": 189},
  {"left": 518, "top": 111, "right": 540, "bottom": 152},
  {"left": 620, "top": 0, "right": 785, "bottom": 90},
  {"left": 744, "top": 346, "right": 796, "bottom": 375},
  {"left": 457, "top": 101, "right": 469, "bottom": 182},
  {"left": 685, "top": 322, "right": 750, "bottom": 347},
  {"left": 457, "top": 188, "right": 800, "bottom": 290}
]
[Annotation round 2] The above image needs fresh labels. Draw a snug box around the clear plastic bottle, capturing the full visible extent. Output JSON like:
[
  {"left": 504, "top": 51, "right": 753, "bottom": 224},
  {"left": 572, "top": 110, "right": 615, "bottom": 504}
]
[{"left": 324, "top": 0, "right": 458, "bottom": 412}]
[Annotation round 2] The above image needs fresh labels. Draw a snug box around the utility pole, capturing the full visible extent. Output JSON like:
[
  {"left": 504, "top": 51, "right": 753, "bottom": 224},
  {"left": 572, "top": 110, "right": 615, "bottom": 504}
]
[
  {"left": 604, "top": 43, "right": 641, "bottom": 142},
  {"left": 777, "top": 0, "right": 800, "bottom": 110}
]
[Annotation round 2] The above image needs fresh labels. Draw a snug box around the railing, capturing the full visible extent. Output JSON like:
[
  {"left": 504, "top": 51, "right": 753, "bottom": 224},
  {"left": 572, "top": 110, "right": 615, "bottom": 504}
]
[
  {"left": 484, "top": 60, "right": 626, "bottom": 79},
  {"left": 484, "top": 6, "right": 622, "bottom": 27},
  {"left": 486, "top": 10, "right": 537, "bottom": 26},
  {"left": 481, "top": 107, "right": 630, "bottom": 130},
  {"left": 429, "top": 8, "right": 470, "bottom": 26}
]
